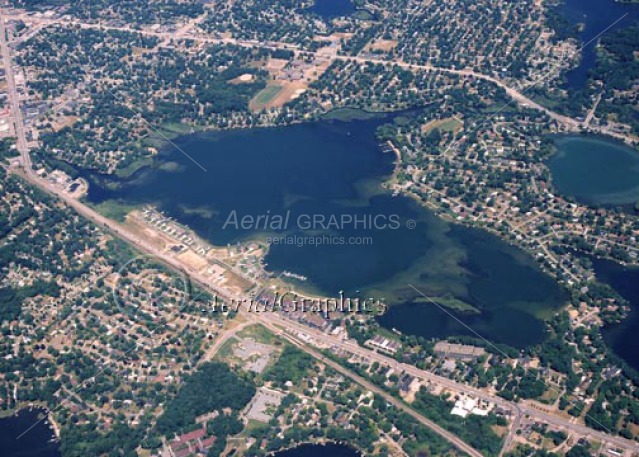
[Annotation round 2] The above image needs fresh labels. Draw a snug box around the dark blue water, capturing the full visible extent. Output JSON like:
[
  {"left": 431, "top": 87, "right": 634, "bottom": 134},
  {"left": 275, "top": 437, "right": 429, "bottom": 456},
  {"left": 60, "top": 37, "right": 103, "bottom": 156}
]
[
  {"left": 593, "top": 258, "right": 639, "bottom": 372},
  {"left": 547, "top": 135, "right": 639, "bottom": 207},
  {"left": 0, "top": 409, "right": 60, "bottom": 457},
  {"left": 84, "top": 117, "right": 566, "bottom": 348},
  {"left": 273, "top": 443, "right": 360, "bottom": 457},
  {"left": 376, "top": 224, "right": 563, "bottom": 348},
  {"left": 561, "top": 0, "right": 639, "bottom": 90},
  {"left": 306, "top": 0, "right": 356, "bottom": 19}
]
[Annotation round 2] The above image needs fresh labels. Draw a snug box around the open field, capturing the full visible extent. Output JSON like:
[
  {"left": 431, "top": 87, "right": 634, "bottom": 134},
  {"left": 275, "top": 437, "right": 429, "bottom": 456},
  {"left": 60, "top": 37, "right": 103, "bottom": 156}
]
[
  {"left": 421, "top": 117, "right": 463, "bottom": 135},
  {"left": 366, "top": 39, "right": 398, "bottom": 52},
  {"left": 249, "top": 84, "right": 283, "bottom": 111},
  {"left": 322, "top": 107, "right": 382, "bottom": 121},
  {"left": 90, "top": 199, "right": 138, "bottom": 222}
]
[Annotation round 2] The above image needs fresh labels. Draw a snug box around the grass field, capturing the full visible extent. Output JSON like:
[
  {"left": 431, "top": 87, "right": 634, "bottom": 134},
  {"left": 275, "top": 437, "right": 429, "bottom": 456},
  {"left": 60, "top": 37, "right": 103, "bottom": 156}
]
[
  {"left": 237, "top": 323, "right": 281, "bottom": 345},
  {"left": 422, "top": 117, "right": 463, "bottom": 135},
  {"left": 114, "top": 156, "right": 153, "bottom": 179},
  {"left": 250, "top": 84, "right": 283, "bottom": 109},
  {"left": 323, "top": 107, "right": 382, "bottom": 121},
  {"left": 213, "top": 336, "right": 240, "bottom": 363},
  {"left": 144, "top": 122, "right": 204, "bottom": 148},
  {"left": 90, "top": 199, "right": 138, "bottom": 222}
]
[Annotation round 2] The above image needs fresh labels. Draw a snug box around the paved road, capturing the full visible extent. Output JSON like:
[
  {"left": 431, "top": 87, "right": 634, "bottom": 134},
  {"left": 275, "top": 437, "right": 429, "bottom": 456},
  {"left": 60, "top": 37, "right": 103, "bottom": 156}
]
[
  {"left": 4, "top": 142, "right": 488, "bottom": 454},
  {"left": 9, "top": 109, "right": 639, "bottom": 457},
  {"left": 7, "top": 10, "right": 639, "bottom": 145},
  {"left": 584, "top": 93, "right": 602, "bottom": 128},
  {"left": 5, "top": 156, "right": 490, "bottom": 456},
  {"left": 0, "top": 15, "right": 30, "bottom": 165},
  {"left": 0, "top": 13, "right": 592, "bottom": 133},
  {"left": 263, "top": 320, "right": 485, "bottom": 457},
  {"left": 6, "top": 83, "right": 639, "bottom": 457},
  {"left": 262, "top": 314, "right": 639, "bottom": 454},
  {"left": 499, "top": 411, "right": 523, "bottom": 457},
  {"left": 197, "top": 320, "right": 253, "bottom": 366},
  {"left": 3, "top": 10, "right": 639, "bottom": 456}
]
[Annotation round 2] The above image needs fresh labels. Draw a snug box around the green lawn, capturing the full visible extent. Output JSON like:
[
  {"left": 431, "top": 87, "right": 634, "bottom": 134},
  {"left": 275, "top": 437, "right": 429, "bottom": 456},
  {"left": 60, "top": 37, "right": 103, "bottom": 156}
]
[
  {"left": 323, "top": 107, "right": 382, "bottom": 121},
  {"left": 422, "top": 117, "right": 462, "bottom": 134},
  {"left": 213, "top": 336, "right": 239, "bottom": 362},
  {"left": 251, "top": 85, "right": 283, "bottom": 107},
  {"left": 237, "top": 323, "right": 280, "bottom": 345},
  {"left": 90, "top": 199, "right": 137, "bottom": 222}
]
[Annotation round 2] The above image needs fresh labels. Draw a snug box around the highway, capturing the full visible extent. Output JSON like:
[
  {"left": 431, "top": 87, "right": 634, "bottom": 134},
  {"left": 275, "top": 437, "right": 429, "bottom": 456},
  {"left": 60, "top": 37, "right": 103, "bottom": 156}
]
[
  {"left": 0, "top": 12, "right": 617, "bottom": 137},
  {"left": 4, "top": 159, "right": 492, "bottom": 456},
  {"left": 263, "top": 320, "right": 486, "bottom": 457},
  {"left": 265, "top": 315, "right": 639, "bottom": 454},
  {"left": 8, "top": 142, "right": 639, "bottom": 455},
  {"left": 3, "top": 7, "right": 639, "bottom": 148},
  {"left": 7, "top": 11, "right": 635, "bottom": 145},
  {"left": 2, "top": 12, "right": 639, "bottom": 457},
  {"left": 0, "top": 14, "right": 30, "bottom": 166}
]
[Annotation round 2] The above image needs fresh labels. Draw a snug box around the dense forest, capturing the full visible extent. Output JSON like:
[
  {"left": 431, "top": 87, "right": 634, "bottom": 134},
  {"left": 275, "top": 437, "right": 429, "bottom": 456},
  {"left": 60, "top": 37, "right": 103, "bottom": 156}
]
[
  {"left": 0, "top": 281, "right": 60, "bottom": 322},
  {"left": 411, "top": 390, "right": 507, "bottom": 457},
  {"left": 264, "top": 346, "right": 315, "bottom": 388},
  {"left": 154, "top": 362, "right": 255, "bottom": 436}
]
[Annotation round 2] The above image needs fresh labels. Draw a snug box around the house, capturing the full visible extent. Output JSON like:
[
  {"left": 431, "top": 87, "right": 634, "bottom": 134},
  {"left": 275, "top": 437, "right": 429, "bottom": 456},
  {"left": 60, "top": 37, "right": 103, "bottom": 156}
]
[
  {"left": 434, "top": 342, "right": 485, "bottom": 361},
  {"left": 365, "top": 335, "right": 401, "bottom": 355}
]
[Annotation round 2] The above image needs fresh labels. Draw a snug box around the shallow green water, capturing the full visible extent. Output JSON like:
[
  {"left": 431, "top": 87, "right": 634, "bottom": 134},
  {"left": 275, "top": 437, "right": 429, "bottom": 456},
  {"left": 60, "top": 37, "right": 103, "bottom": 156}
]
[{"left": 84, "top": 117, "right": 566, "bottom": 348}]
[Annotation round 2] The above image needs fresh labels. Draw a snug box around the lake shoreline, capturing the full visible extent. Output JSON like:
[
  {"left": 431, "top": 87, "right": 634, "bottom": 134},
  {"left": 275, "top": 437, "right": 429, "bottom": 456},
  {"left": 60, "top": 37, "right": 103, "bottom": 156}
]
[
  {"left": 546, "top": 134, "right": 639, "bottom": 208},
  {"left": 0, "top": 406, "right": 60, "bottom": 457},
  {"left": 80, "top": 115, "right": 568, "bottom": 348}
]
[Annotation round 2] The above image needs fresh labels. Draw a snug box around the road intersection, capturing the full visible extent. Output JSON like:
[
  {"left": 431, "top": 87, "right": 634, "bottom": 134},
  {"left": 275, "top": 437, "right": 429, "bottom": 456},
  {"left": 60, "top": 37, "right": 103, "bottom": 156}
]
[{"left": 2, "top": 11, "right": 639, "bottom": 457}]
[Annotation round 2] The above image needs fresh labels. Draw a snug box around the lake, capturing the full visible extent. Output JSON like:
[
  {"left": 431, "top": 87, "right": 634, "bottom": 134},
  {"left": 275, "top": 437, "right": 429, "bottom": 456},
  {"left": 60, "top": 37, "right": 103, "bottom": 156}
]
[
  {"left": 592, "top": 258, "right": 639, "bottom": 373},
  {"left": 376, "top": 223, "right": 565, "bottom": 348},
  {"left": 0, "top": 408, "right": 60, "bottom": 457},
  {"left": 560, "top": 0, "right": 639, "bottom": 90},
  {"left": 547, "top": 135, "right": 639, "bottom": 207},
  {"left": 306, "top": 0, "right": 356, "bottom": 19},
  {"left": 84, "top": 116, "right": 566, "bottom": 348},
  {"left": 273, "top": 443, "right": 361, "bottom": 457}
]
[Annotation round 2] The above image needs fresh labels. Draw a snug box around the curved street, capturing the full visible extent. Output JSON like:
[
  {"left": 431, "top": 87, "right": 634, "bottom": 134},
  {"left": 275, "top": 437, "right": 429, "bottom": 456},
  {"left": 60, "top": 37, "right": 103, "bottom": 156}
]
[{"left": 3, "top": 11, "right": 639, "bottom": 457}]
